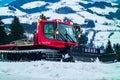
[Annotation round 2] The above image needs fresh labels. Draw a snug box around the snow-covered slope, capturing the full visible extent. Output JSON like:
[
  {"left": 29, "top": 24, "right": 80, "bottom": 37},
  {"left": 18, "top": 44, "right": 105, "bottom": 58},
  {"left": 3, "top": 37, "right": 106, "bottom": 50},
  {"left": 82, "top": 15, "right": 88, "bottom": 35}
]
[
  {"left": 0, "top": 61, "right": 120, "bottom": 80},
  {"left": 0, "top": 0, "right": 120, "bottom": 47}
]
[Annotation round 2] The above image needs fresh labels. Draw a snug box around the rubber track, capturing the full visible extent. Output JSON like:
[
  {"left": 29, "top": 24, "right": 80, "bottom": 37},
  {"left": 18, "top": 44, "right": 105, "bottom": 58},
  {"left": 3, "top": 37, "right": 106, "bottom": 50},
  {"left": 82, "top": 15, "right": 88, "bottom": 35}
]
[
  {"left": 0, "top": 49, "right": 62, "bottom": 61},
  {"left": 0, "top": 49, "right": 58, "bottom": 54}
]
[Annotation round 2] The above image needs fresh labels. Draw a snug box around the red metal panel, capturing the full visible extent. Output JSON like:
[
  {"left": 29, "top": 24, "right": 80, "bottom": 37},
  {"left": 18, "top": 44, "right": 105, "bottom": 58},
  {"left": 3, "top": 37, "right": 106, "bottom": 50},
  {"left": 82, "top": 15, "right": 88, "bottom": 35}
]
[{"left": 0, "top": 44, "right": 16, "bottom": 50}]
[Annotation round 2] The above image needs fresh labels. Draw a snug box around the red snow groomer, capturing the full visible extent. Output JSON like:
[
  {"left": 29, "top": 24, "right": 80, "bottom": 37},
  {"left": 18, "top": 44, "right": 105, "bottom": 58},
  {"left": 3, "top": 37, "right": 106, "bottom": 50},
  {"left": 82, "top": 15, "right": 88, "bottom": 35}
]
[
  {"left": 0, "top": 15, "right": 78, "bottom": 61},
  {"left": 0, "top": 14, "right": 116, "bottom": 62}
]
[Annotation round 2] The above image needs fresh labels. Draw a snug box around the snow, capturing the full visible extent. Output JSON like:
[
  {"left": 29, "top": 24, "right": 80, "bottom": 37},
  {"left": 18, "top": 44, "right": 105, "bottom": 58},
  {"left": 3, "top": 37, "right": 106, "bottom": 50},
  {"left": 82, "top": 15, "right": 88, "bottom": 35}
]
[
  {"left": 0, "top": 61, "right": 120, "bottom": 80},
  {"left": 0, "top": 7, "right": 26, "bottom": 16},
  {"left": 21, "top": 1, "right": 46, "bottom": 9},
  {"left": 89, "top": 7, "right": 118, "bottom": 15},
  {"left": 0, "top": 0, "right": 120, "bottom": 46},
  {"left": 87, "top": 31, "right": 94, "bottom": 43},
  {"left": 1, "top": 18, "right": 13, "bottom": 24},
  {"left": 110, "top": 32, "right": 120, "bottom": 45},
  {"left": 0, "top": 7, "right": 13, "bottom": 16},
  {"left": 94, "top": 23, "right": 120, "bottom": 31},
  {"left": 94, "top": 31, "right": 110, "bottom": 46},
  {"left": 0, "top": 6, "right": 27, "bottom": 24},
  {"left": 91, "top": 23, "right": 120, "bottom": 46},
  {"left": 47, "top": 0, "right": 84, "bottom": 12},
  {"left": 93, "top": 30, "right": 120, "bottom": 46}
]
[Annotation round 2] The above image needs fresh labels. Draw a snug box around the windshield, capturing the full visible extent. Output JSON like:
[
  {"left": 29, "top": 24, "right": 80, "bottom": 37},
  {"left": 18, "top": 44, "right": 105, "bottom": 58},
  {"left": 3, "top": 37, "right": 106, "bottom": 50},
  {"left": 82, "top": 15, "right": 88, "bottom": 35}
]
[
  {"left": 58, "top": 24, "right": 77, "bottom": 42},
  {"left": 43, "top": 22, "right": 77, "bottom": 42}
]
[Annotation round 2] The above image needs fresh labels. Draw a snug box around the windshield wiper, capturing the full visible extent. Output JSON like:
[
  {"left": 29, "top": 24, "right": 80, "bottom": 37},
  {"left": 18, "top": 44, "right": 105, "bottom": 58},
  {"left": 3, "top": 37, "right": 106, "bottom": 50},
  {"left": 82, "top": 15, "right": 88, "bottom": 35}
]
[
  {"left": 59, "top": 32, "right": 68, "bottom": 42},
  {"left": 65, "top": 32, "right": 75, "bottom": 43}
]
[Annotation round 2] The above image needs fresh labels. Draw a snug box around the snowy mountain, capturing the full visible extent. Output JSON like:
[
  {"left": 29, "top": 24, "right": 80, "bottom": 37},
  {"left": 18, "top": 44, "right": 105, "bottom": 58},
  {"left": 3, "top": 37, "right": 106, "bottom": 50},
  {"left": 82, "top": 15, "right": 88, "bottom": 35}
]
[{"left": 0, "top": 0, "right": 120, "bottom": 47}]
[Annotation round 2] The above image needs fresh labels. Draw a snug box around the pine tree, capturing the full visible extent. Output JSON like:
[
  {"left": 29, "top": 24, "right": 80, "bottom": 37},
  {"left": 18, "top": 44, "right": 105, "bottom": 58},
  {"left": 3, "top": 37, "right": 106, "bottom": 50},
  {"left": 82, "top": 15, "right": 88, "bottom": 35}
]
[
  {"left": 115, "top": 43, "right": 120, "bottom": 61},
  {"left": 0, "top": 17, "right": 8, "bottom": 45},
  {"left": 10, "top": 16, "right": 25, "bottom": 41},
  {"left": 105, "top": 40, "right": 114, "bottom": 53}
]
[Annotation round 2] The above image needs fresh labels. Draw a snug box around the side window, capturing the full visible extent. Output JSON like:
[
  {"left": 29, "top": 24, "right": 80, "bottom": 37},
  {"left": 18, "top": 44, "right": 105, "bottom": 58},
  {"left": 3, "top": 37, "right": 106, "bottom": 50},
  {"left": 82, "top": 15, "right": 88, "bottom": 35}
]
[{"left": 44, "top": 23, "right": 54, "bottom": 39}]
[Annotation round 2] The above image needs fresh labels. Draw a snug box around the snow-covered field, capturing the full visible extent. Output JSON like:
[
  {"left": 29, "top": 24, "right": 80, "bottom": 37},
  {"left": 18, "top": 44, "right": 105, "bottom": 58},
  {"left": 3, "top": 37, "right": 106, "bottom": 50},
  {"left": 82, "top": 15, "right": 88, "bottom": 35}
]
[{"left": 0, "top": 61, "right": 120, "bottom": 80}]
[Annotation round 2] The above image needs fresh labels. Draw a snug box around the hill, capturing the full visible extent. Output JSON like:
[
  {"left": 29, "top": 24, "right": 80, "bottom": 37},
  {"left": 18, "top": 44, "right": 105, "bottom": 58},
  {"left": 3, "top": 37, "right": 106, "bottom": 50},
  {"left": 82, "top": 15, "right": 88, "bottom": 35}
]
[{"left": 0, "top": 0, "right": 120, "bottom": 47}]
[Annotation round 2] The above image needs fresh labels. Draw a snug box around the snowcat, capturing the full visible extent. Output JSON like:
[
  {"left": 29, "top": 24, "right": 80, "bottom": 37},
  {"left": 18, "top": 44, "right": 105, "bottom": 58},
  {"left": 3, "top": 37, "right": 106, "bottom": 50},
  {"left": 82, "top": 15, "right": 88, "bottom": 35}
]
[{"left": 0, "top": 15, "right": 116, "bottom": 62}]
